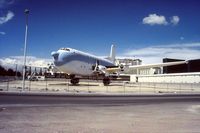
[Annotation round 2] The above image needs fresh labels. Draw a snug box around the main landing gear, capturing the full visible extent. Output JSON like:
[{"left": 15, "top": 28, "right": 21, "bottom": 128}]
[
  {"left": 69, "top": 75, "right": 111, "bottom": 86},
  {"left": 70, "top": 78, "right": 79, "bottom": 85},
  {"left": 70, "top": 75, "right": 79, "bottom": 85},
  {"left": 103, "top": 77, "right": 110, "bottom": 86}
]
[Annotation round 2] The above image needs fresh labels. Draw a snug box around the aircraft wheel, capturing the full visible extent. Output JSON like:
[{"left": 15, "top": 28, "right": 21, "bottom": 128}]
[
  {"left": 103, "top": 77, "right": 110, "bottom": 86},
  {"left": 70, "top": 78, "right": 79, "bottom": 85}
]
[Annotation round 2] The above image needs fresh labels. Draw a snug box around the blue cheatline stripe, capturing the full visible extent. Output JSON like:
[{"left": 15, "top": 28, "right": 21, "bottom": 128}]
[{"left": 54, "top": 52, "right": 115, "bottom": 67}]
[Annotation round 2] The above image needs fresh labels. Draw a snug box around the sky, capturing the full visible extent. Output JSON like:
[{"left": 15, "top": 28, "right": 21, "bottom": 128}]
[{"left": 0, "top": 0, "right": 200, "bottom": 66}]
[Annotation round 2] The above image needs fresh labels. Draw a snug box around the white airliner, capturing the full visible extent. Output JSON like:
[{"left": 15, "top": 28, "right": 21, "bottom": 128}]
[{"left": 51, "top": 45, "right": 186, "bottom": 85}]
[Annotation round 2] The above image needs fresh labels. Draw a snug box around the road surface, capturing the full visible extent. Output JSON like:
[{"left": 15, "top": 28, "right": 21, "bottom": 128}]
[{"left": 0, "top": 92, "right": 200, "bottom": 133}]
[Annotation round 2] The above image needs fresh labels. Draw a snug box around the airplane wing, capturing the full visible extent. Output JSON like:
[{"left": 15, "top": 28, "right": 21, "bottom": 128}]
[
  {"left": 104, "top": 61, "right": 187, "bottom": 74},
  {"left": 93, "top": 60, "right": 187, "bottom": 76},
  {"left": 128, "top": 61, "right": 187, "bottom": 69},
  {"left": 106, "top": 67, "right": 121, "bottom": 73}
]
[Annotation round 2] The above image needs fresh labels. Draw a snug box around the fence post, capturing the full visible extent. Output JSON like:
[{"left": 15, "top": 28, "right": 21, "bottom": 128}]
[
  {"left": 7, "top": 80, "right": 9, "bottom": 91},
  {"left": 106, "top": 86, "right": 108, "bottom": 93},
  {"left": 167, "top": 83, "right": 169, "bottom": 93},
  {"left": 88, "top": 76, "right": 90, "bottom": 93},
  {"left": 124, "top": 82, "right": 125, "bottom": 94},
  {"left": 29, "top": 80, "right": 31, "bottom": 91},
  {"left": 45, "top": 78, "right": 48, "bottom": 91},
  {"left": 66, "top": 78, "right": 69, "bottom": 92}
]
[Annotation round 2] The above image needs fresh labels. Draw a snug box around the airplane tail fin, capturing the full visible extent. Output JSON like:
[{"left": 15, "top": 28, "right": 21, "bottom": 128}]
[{"left": 109, "top": 44, "right": 116, "bottom": 64}]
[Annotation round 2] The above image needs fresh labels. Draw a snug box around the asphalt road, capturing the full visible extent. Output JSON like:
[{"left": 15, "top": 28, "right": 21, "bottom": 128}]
[
  {"left": 0, "top": 92, "right": 200, "bottom": 105},
  {"left": 0, "top": 92, "right": 200, "bottom": 133}
]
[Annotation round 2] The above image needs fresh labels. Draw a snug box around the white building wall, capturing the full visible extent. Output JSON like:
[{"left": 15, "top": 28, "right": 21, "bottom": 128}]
[{"left": 130, "top": 72, "right": 200, "bottom": 83}]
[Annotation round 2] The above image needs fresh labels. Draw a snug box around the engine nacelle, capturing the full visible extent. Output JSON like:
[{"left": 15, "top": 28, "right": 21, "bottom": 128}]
[
  {"left": 93, "top": 65, "right": 106, "bottom": 74},
  {"left": 98, "top": 65, "right": 106, "bottom": 71}
]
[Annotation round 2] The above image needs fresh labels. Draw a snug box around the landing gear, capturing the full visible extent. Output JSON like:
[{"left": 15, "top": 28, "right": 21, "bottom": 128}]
[
  {"left": 103, "top": 77, "right": 110, "bottom": 86},
  {"left": 70, "top": 78, "right": 79, "bottom": 85}
]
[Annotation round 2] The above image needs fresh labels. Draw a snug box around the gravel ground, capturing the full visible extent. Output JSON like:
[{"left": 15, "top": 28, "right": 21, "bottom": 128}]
[
  {"left": 1, "top": 80, "right": 200, "bottom": 94},
  {"left": 0, "top": 102, "right": 200, "bottom": 133}
]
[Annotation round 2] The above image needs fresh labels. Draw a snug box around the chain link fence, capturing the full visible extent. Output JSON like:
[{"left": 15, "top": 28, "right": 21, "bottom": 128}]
[{"left": 0, "top": 76, "right": 200, "bottom": 94}]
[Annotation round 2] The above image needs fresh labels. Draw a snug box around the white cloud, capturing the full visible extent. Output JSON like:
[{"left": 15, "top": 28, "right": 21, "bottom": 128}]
[
  {"left": 0, "top": 56, "right": 52, "bottom": 70},
  {"left": 0, "top": 10, "right": 14, "bottom": 25},
  {"left": 0, "top": 31, "right": 6, "bottom": 35},
  {"left": 142, "top": 14, "right": 180, "bottom": 26},
  {"left": 122, "top": 42, "right": 200, "bottom": 64},
  {"left": 142, "top": 14, "right": 168, "bottom": 26},
  {"left": 171, "top": 16, "right": 180, "bottom": 25}
]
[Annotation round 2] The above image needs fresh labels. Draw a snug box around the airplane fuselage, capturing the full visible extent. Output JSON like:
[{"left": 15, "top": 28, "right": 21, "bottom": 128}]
[{"left": 51, "top": 48, "right": 115, "bottom": 76}]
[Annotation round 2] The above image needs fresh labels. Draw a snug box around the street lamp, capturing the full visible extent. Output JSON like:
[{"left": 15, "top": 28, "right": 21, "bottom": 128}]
[{"left": 22, "top": 9, "right": 29, "bottom": 91}]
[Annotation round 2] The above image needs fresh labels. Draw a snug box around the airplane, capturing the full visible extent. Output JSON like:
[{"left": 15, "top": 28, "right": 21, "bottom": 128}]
[{"left": 51, "top": 45, "right": 187, "bottom": 85}]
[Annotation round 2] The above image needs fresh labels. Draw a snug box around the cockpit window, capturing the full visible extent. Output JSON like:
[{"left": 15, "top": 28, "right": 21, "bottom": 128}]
[{"left": 60, "top": 48, "right": 70, "bottom": 51}]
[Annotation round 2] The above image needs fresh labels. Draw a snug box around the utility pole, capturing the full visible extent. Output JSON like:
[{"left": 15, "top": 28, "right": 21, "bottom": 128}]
[
  {"left": 15, "top": 64, "right": 17, "bottom": 78},
  {"left": 22, "top": 9, "right": 29, "bottom": 91}
]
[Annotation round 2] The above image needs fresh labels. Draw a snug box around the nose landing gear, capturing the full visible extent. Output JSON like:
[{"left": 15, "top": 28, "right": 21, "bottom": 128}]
[{"left": 69, "top": 75, "right": 79, "bottom": 85}]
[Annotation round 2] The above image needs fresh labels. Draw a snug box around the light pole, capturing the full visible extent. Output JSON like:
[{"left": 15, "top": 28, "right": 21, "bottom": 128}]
[
  {"left": 15, "top": 64, "right": 17, "bottom": 78},
  {"left": 22, "top": 9, "right": 29, "bottom": 91}
]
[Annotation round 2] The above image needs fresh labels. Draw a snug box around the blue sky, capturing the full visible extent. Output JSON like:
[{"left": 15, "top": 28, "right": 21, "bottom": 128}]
[{"left": 0, "top": 0, "right": 200, "bottom": 64}]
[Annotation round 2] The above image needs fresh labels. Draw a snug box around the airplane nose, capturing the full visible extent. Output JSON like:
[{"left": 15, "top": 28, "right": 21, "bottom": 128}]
[{"left": 51, "top": 51, "right": 59, "bottom": 60}]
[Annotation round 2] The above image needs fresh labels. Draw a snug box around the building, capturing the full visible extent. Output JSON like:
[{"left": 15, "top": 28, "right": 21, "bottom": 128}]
[
  {"left": 163, "top": 58, "right": 200, "bottom": 73},
  {"left": 116, "top": 58, "right": 163, "bottom": 75},
  {"left": 115, "top": 58, "right": 142, "bottom": 74},
  {"left": 116, "top": 58, "right": 142, "bottom": 66}
]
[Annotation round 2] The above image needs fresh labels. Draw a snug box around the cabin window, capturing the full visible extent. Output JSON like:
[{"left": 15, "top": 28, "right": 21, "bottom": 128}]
[{"left": 60, "top": 48, "right": 70, "bottom": 51}]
